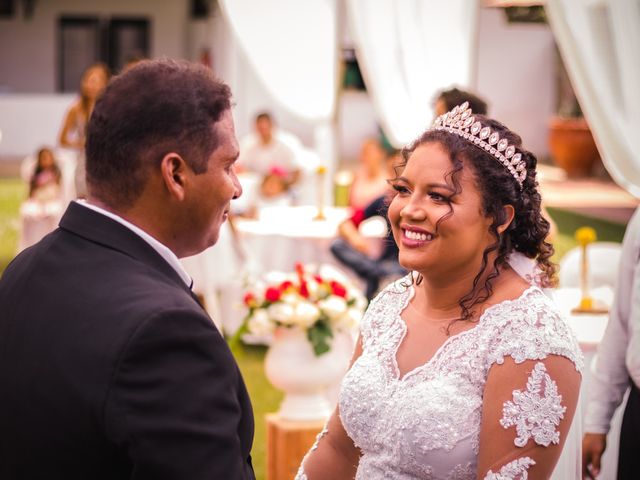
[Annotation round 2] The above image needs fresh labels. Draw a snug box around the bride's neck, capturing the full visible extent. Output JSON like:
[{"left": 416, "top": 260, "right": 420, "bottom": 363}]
[{"left": 414, "top": 264, "right": 514, "bottom": 319}]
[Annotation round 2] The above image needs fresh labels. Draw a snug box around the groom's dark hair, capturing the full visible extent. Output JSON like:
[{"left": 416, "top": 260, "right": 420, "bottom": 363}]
[{"left": 85, "top": 58, "right": 232, "bottom": 208}]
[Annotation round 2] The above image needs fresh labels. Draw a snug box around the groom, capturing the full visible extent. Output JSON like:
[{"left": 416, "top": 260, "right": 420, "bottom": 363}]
[{"left": 0, "top": 59, "right": 254, "bottom": 479}]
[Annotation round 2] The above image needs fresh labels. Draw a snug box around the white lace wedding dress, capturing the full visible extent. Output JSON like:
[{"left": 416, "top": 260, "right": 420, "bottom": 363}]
[{"left": 297, "top": 273, "right": 583, "bottom": 479}]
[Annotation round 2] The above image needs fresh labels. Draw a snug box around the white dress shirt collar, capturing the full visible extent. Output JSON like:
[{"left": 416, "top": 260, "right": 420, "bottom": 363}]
[{"left": 76, "top": 200, "right": 192, "bottom": 288}]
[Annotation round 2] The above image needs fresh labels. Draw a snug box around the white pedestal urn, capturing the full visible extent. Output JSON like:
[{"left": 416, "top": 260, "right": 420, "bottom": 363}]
[{"left": 264, "top": 326, "right": 352, "bottom": 421}]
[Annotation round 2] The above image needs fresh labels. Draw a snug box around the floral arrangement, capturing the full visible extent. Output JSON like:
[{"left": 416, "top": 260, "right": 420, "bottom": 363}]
[{"left": 239, "top": 263, "right": 367, "bottom": 356}]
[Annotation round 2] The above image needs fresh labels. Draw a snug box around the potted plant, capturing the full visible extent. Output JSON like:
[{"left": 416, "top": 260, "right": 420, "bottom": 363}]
[
  {"left": 548, "top": 45, "right": 601, "bottom": 177},
  {"left": 238, "top": 263, "right": 366, "bottom": 420}
]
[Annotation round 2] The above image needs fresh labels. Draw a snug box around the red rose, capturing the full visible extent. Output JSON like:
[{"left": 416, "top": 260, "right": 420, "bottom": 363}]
[
  {"left": 330, "top": 281, "right": 347, "bottom": 298},
  {"left": 265, "top": 287, "right": 282, "bottom": 302},
  {"left": 299, "top": 281, "right": 310, "bottom": 298},
  {"left": 279, "top": 280, "right": 293, "bottom": 292},
  {"left": 243, "top": 292, "right": 256, "bottom": 306}
]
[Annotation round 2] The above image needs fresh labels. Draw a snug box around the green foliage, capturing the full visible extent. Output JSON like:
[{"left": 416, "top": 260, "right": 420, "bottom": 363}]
[{"left": 307, "top": 318, "right": 333, "bottom": 356}]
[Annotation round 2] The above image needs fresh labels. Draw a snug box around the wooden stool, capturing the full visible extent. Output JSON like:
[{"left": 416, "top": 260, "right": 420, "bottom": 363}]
[{"left": 266, "top": 413, "right": 325, "bottom": 480}]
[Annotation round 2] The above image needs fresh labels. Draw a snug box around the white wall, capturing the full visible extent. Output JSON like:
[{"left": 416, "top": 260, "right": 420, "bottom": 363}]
[
  {"left": 0, "top": 0, "right": 190, "bottom": 93},
  {"left": 475, "top": 8, "right": 556, "bottom": 159},
  {"left": 0, "top": 94, "right": 75, "bottom": 156}
]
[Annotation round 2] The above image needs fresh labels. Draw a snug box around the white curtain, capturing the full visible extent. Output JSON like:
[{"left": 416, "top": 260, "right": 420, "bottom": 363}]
[
  {"left": 347, "top": 0, "right": 479, "bottom": 147},
  {"left": 218, "top": 0, "right": 338, "bottom": 123},
  {"left": 546, "top": 0, "right": 640, "bottom": 197}
]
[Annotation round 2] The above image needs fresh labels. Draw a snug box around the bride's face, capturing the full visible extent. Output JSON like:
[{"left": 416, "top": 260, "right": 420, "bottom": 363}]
[{"left": 388, "top": 142, "right": 496, "bottom": 280}]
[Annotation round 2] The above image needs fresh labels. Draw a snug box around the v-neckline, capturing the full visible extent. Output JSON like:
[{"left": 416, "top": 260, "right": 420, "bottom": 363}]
[{"left": 390, "top": 284, "right": 539, "bottom": 382}]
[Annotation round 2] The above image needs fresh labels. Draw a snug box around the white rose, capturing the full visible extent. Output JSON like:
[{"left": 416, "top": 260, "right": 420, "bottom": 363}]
[
  {"left": 305, "top": 279, "right": 320, "bottom": 300},
  {"left": 281, "top": 293, "right": 301, "bottom": 305},
  {"left": 267, "top": 302, "right": 295, "bottom": 325},
  {"left": 319, "top": 296, "right": 347, "bottom": 320},
  {"left": 294, "top": 302, "right": 321, "bottom": 328},
  {"left": 338, "top": 307, "right": 363, "bottom": 329},
  {"left": 248, "top": 309, "right": 275, "bottom": 336}
]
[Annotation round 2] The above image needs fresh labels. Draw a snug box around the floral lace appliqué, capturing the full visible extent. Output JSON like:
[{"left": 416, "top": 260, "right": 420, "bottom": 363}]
[
  {"left": 500, "top": 362, "right": 566, "bottom": 447},
  {"left": 484, "top": 457, "right": 536, "bottom": 479}
]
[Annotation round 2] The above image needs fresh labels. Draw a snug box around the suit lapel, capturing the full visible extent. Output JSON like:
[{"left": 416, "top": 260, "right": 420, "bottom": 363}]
[{"left": 59, "top": 202, "right": 194, "bottom": 297}]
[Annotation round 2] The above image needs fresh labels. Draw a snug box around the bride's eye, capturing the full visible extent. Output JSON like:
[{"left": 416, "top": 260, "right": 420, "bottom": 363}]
[
  {"left": 428, "top": 191, "right": 450, "bottom": 203},
  {"left": 391, "top": 184, "right": 410, "bottom": 195}
]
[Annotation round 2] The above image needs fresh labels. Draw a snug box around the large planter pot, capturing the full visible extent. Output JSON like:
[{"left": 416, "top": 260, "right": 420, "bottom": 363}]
[
  {"left": 264, "top": 327, "right": 352, "bottom": 421},
  {"left": 548, "top": 117, "right": 600, "bottom": 178}
]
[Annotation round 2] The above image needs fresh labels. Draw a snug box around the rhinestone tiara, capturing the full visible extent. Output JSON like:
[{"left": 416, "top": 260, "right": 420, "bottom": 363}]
[{"left": 432, "top": 101, "right": 526, "bottom": 187}]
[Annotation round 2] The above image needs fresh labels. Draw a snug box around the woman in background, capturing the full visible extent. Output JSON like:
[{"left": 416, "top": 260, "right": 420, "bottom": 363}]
[{"left": 58, "top": 63, "right": 110, "bottom": 198}]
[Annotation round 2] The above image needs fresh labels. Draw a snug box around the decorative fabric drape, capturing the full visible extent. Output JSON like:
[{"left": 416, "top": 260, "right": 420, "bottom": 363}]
[
  {"left": 347, "top": 0, "right": 479, "bottom": 147},
  {"left": 546, "top": 0, "right": 640, "bottom": 197},
  {"left": 218, "top": 0, "right": 338, "bottom": 124}
]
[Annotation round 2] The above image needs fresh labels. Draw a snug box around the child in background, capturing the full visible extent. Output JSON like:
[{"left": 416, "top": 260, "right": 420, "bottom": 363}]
[{"left": 18, "top": 148, "right": 64, "bottom": 251}]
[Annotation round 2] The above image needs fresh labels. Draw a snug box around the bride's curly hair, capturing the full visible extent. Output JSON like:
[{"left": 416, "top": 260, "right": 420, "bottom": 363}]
[{"left": 394, "top": 115, "right": 556, "bottom": 326}]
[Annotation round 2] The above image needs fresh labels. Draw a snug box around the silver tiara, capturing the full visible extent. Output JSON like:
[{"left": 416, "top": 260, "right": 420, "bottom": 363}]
[{"left": 432, "top": 101, "right": 526, "bottom": 187}]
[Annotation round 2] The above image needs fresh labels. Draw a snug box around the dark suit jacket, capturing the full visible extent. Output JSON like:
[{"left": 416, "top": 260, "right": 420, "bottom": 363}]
[{"left": 0, "top": 202, "right": 255, "bottom": 479}]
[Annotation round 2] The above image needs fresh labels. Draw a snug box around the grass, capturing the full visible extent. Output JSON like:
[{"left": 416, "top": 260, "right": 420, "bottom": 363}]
[
  {"left": 0, "top": 177, "right": 629, "bottom": 479},
  {"left": 547, "top": 206, "right": 627, "bottom": 260},
  {"left": 0, "top": 178, "right": 27, "bottom": 272}
]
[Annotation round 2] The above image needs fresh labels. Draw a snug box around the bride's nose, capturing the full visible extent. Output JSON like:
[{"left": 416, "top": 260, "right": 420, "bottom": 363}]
[{"left": 400, "top": 197, "right": 427, "bottom": 222}]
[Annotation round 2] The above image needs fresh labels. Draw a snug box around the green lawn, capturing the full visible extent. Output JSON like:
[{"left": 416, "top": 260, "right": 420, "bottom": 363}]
[{"left": 0, "top": 178, "right": 628, "bottom": 480}]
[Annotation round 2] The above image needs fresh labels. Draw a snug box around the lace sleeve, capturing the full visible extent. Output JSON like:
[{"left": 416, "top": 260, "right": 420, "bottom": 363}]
[
  {"left": 477, "top": 355, "right": 581, "bottom": 479},
  {"left": 487, "top": 289, "right": 584, "bottom": 373}
]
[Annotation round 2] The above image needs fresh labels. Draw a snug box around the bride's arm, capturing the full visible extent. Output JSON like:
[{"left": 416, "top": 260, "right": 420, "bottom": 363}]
[
  {"left": 477, "top": 355, "right": 581, "bottom": 479},
  {"left": 295, "top": 337, "right": 363, "bottom": 480}
]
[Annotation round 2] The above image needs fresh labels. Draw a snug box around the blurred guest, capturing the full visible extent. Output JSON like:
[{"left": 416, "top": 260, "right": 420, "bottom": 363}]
[
  {"left": 348, "top": 138, "right": 389, "bottom": 223},
  {"left": 433, "top": 86, "right": 488, "bottom": 117},
  {"left": 58, "top": 63, "right": 110, "bottom": 198},
  {"left": 256, "top": 166, "right": 293, "bottom": 208},
  {"left": 18, "top": 148, "right": 64, "bottom": 251},
  {"left": 332, "top": 150, "right": 406, "bottom": 299},
  {"left": 582, "top": 207, "right": 640, "bottom": 479},
  {"left": 238, "top": 112, "right": 302, "bottom": 189},
  {"left": 28, "top": 147, "right": 62, "bottom": 201}
]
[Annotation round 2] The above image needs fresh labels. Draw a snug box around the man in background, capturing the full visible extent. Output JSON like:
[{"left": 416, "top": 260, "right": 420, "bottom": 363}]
[{"left": 583, "top": 207, "right": 640, "bottom": 479}]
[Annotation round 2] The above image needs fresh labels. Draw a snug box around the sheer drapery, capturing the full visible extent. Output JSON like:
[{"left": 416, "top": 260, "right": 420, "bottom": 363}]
[
  {"left": 347, "top": 0, "right": 479, "bottom": 147},
  {"left": 218, "top": 0, "right": 338, "bottom": 123},
  {"left": 546, "top": 0, "right": 640, "bottom": 197}
]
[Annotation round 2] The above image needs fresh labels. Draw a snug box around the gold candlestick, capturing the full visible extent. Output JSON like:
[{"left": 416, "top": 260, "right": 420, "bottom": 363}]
[
  {"left": 313, "top": 165, "right": 327, "bottom": 221},
  {"left": 572, "top": 226, "right": 606, "bottom": 313}
]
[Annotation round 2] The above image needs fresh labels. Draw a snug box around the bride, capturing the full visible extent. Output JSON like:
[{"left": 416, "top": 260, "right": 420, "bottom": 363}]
[{"left": 296, "top": 103, "right": 583, "bottom": 479}]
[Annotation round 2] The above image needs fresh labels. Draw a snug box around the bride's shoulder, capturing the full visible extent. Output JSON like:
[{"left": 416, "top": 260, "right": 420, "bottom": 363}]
[
  {"left": 359, "top": 274, "right": 413, "bottom": 336},
  {"left": 483, "top": 287, "right": 584, "bottom": 372}
]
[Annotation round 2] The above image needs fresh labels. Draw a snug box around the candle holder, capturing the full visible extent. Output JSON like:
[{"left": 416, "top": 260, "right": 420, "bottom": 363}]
[
  {"left": 571, "top": 226, "right": 608, "bottom": 314},
  {"left": 313, "top": 165, "right": 327, "bottom": 221}
]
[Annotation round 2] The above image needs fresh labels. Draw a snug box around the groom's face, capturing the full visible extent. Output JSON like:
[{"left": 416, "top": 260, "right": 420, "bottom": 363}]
[{"left": 182, "top": 110, "right": 241, "bottom": 254}]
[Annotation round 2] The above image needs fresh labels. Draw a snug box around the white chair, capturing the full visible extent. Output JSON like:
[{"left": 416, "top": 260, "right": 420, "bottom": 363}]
[{"left": 559, "top": 241, "right": 622, "bottom": 289}]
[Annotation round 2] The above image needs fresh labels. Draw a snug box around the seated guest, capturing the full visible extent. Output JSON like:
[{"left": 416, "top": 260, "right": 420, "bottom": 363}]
[
  {"left": 28, "top": 147, "right": 62, "bottom": 202},
  {"left": 18, "top": 147, "right": 64, "bottom": 251},
  {"left": 238, "top": 112, "right": 302, "bottom": 189},
  {"left": 349, "top": 138, "right": 390, "bottom": 224},
  {"left": 332, "top": 151, "right": 406, "bottom": 300}
]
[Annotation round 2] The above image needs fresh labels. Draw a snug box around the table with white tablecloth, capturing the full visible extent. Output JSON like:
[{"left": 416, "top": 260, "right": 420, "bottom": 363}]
[{"left": 182, "top": 205, "right": 385, "bottom": 334}]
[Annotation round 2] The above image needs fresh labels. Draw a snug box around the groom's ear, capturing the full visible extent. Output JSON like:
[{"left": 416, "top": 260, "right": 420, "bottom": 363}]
[
  {"left": 159, "top": 152, "right": 188, "bottom": 201},
  {"left": 497, "top": 205, "right": 515, "bottom": 235}
]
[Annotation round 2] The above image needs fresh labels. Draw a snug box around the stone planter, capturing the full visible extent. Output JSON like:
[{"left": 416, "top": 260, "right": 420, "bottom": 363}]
[{"left": 264, "top": 327, "right": 352, "bottom": 421}]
